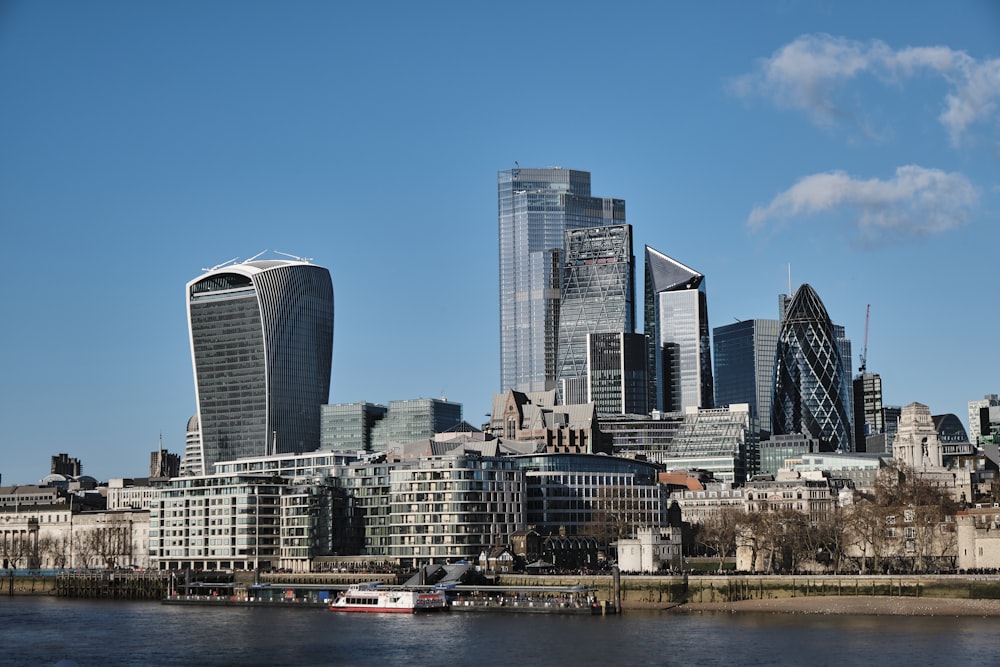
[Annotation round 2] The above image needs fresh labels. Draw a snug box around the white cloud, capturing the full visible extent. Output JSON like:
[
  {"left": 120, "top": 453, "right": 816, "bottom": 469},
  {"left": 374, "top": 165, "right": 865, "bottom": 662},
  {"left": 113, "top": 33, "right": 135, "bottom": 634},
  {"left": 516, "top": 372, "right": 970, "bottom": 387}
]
[
  {"left": 731, "top": 34, "right": 1000, "bottom": 145},
  {"left": 748, "top": 165, "right": 978, "bottom": 242}
]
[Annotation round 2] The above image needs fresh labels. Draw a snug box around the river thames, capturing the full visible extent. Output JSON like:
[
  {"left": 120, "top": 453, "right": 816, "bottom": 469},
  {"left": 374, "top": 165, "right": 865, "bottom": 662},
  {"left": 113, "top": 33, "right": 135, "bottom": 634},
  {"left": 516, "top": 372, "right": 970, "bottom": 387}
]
[{"left": 3, "top": 597, "right": 1000, "bottom": 666}]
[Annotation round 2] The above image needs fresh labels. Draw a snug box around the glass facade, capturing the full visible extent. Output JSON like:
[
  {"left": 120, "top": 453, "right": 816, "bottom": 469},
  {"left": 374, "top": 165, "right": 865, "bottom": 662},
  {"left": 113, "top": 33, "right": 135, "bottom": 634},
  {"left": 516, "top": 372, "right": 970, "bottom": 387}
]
[
  {"left": 512, "top": 453, "right": 663, "bottom": 536},
  {"left": 369, "top": 398, "right": 463, "bottom": 450},
  {"left": 587, "top": 332, "right": 648, "bottom": 416},
  {"left": 320, "top": 402, "right": 388, "bottom": 452},
  {"left": 556, "top": 224, "right": 635, "bottom": 404},
  {"left": 644, "top": 246, "right": 713, "bottom": 413},
  {"left": 187, "top": 260, "right": 334, "bottom": 473},
  {"left": 853, "top": 372, "right": 884, "bottom": 452},
  {"left": 713, "top": 319, "right": 780, "bottom": 439},
  {"left": 772, "top": 284, "right": 853, "bottom": 452},
  {"left": 498, "top": 167, "right": 625, "bottom": 393},
  {"left": 656, "top": 405, "right": 754, "bottom": 484}
]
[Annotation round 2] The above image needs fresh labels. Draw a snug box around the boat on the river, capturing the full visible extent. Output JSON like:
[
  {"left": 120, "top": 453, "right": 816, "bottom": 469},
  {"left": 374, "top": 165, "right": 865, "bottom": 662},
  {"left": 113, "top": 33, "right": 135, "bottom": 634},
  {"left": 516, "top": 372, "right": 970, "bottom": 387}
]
[{"left": 329, "top": 583, "right": 448, "bottom": 613}]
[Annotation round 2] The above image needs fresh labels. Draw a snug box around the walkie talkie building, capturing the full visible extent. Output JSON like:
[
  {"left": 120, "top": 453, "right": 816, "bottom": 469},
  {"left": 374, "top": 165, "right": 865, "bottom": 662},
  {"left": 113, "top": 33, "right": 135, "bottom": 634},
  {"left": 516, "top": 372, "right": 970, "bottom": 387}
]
[{"left": 186, "top": 258, "right": 334, "bottom": 474}]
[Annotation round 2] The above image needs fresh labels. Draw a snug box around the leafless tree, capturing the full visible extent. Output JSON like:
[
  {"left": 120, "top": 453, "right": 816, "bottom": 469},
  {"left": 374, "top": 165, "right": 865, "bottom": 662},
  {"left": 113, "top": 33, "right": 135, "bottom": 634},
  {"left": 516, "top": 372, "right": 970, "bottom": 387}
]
[{"left": 696, "top": 507, "right": 741, "bottom": 571}]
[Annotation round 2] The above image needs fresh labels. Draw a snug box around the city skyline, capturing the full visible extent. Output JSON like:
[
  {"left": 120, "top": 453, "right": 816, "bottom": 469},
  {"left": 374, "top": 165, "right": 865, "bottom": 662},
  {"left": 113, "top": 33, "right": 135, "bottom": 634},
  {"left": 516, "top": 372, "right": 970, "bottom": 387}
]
[{"left": 2, "top": 2, "right": 998, "bottom": 483}]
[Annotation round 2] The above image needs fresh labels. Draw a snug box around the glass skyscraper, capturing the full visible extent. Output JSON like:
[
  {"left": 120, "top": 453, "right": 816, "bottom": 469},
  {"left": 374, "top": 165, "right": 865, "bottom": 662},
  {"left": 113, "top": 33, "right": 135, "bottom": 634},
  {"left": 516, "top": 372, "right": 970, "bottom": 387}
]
[
  {"left": 713, "top": 319, "right": 780, "bottom": 439},
  {"left": 556, "top": 224, "right": 635, "bottom": 404},
  {"left": 498, "top": 167, "right": 625, "bottom": 393},
  {"left": 772, "top": 283, "right": 853, "bottom": 452},
  {"left": 187, "top": 258, "right": 334, "bottom": 473},
  {"left": 644, "top": 246, "right": 713, "bottom": 413},
  {"left": 587, "top": 332, "right": 648, "bottom": 416}
]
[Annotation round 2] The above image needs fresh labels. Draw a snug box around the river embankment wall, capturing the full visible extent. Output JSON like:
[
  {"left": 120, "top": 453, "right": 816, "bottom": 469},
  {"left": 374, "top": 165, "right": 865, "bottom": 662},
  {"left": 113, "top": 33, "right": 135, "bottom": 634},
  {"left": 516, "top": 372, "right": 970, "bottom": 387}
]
[
  {"left": 491, "top": 573, "right": 1000, "bottom": 609},
  {"left": 7, "top": 571, "right": 1000, "bottom": 608}
]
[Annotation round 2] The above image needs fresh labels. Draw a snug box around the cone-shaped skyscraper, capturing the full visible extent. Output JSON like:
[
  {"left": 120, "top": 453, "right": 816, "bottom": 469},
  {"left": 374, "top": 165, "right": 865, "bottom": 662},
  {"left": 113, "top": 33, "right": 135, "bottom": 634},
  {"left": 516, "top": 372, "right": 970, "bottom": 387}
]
[{"left": 772, "top": 283, "right": 852, "bottom": 451}]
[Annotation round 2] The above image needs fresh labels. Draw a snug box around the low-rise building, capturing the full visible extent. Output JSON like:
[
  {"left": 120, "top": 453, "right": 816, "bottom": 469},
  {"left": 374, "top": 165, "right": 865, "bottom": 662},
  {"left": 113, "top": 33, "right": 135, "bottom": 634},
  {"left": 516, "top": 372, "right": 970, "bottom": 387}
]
[{"left": 616, "top": 526, "right": 683, "bottom": 573}]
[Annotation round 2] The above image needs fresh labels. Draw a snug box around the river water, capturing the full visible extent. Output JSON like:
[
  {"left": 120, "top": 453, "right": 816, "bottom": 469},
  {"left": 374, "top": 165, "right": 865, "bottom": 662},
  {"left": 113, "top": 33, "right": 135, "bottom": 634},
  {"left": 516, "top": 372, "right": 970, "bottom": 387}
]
[{"left": 2, "top": 597, "right": 999, "bottom": 666}]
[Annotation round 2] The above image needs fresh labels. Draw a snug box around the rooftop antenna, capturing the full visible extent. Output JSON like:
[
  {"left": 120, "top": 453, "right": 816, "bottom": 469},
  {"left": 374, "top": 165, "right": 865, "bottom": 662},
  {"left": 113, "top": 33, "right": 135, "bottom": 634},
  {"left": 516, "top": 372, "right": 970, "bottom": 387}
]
[
  {"left": 787, "top": 263, "right": 792, "bottom": 296},
  {"left": 203, "top": 257, "right": 239, "bottom": 272},
  {"left": 244, "top": 250, "right": 268, "bottom": 263},
  {"left": 274, "top": 251, "right": 313, "bottom": 263}
]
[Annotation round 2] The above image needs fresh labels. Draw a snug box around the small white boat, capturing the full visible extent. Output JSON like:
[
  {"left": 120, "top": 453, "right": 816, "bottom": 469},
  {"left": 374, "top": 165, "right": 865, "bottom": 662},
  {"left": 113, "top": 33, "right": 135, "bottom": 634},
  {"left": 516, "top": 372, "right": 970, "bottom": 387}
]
[{"left": 329, "top": 584, "right": 448, "bottom": 613}]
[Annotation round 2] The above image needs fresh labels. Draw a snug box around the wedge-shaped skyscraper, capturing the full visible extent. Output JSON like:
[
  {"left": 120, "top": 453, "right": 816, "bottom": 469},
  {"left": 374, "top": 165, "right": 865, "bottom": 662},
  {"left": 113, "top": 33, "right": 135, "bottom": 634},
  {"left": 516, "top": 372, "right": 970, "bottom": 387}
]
[
  {"left": 772, "top": 283, "right": 852, "bottom": 452},
  {"left": 187, "top": 258, "right": 334, "bottom": 473},
  {"left": 644, "top": 246, "right": 713, "bottom": 413}
]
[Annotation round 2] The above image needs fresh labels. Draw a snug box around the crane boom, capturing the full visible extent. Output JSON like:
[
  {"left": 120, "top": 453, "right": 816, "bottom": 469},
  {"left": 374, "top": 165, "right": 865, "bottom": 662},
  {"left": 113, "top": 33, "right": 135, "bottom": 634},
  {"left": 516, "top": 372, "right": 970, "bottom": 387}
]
[{"left": 859, "top": 304, "right": 870, "bottom": 373}]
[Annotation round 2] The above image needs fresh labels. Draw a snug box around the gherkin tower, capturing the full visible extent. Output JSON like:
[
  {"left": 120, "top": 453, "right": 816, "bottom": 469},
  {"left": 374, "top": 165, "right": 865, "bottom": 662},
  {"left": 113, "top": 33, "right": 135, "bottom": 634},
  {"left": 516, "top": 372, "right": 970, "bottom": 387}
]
[{"left": 772, "top": 284, "right": 853, "bottom": 451}]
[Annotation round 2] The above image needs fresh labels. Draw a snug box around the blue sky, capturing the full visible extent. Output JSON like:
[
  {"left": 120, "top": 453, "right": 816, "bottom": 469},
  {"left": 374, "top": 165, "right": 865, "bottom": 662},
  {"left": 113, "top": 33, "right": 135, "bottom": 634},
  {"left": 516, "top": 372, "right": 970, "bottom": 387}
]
[{"left": 1, "top": 1, "right": 997, "bottom": 484}]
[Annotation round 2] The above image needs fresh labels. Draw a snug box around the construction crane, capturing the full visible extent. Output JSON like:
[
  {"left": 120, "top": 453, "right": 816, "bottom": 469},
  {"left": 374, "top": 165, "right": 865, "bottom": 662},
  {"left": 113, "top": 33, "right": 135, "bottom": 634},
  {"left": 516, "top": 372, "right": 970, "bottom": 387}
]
[{"left": 858, "top": 304, "right": 870, "bottom": 374}]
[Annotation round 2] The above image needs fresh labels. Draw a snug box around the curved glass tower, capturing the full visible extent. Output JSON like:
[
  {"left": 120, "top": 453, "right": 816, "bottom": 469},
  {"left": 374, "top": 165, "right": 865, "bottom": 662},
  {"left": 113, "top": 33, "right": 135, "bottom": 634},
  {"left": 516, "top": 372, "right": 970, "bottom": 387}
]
[
  {"left": 644, "top": 246, "right": 713, "bottom": 413},
  {"left": 772, "top": 283, "right": 852, "bottom": 451},
  {"left": 187, "top": 259, "right": 334, "bottom": 473}
]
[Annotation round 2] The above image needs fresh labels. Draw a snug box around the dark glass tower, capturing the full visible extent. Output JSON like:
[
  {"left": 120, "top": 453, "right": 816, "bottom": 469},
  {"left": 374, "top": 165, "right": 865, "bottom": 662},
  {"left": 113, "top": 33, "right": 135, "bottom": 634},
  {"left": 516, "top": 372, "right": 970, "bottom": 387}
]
[
  {"left": 498, "top": 167, "right": 625, "bottom": 393},
  {"left": 556, "top": 224, "right": 635, "bottom": 404},
  {"left": 772, "top": 284, "right": 852, "bottom": 452},
  {"left": 644, "top": 246, "right": 713, "bottom": 413},
  {"left": 187, "top": 259, "right": 334, "bottom": 473},
  {"left": 713, "top": 319, "right": 780, "bottom": 438}
]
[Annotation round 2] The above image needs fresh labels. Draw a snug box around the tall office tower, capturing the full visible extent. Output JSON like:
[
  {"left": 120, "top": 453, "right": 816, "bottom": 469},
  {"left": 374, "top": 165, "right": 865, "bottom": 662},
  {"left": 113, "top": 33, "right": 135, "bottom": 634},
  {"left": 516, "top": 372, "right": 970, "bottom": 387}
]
[
  {"left": 187, "top": 258, "right": 334, "bottom": 473},
  {"left": 644, "top": 246, "right": 713, "bottom": 413},
  {"left": 556, "top": 224, "right": 635, "bottom": 404},
  {"left": 712, "top": 319, "right": 780, "bottom": 439},
  {"left": 772, "top": 284, "right": 853, "bottom": 452},
  {"left": 587, "top": 332, "right": 648, "bottom": 416},
  {"left": 852, "top": 372, "right": 884, "bottom": 452},
  {"left": 498, "top": 167, "right": 625, "bottom": 393}
]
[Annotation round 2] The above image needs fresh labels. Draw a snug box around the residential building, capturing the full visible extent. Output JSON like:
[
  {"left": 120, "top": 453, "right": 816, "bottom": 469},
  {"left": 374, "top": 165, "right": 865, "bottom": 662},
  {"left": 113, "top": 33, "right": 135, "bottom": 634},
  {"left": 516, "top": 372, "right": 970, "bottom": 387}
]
[
  {"left": 149, "top": 473, "right": 352, "bottom": 572},
  {"left": 772, "top": 284, "right": 853, "bottom": 452},
  {"left": 498, "top": 167, "right": 625, "bottom": 393},
  {"left": 644, "top": 246, "right": 713, "bottom": 413},
  {"left": 712, "top": 319, "right": 780, "bottom": 440},
  {"left": 386, "top": 453, "right": 525, "bottom": 566},
  {"left": 186, "top": 257, "right": 334, "bottom": 474},
  {"left": 555, "top": 224, "right": 636, "bottom": 405}
]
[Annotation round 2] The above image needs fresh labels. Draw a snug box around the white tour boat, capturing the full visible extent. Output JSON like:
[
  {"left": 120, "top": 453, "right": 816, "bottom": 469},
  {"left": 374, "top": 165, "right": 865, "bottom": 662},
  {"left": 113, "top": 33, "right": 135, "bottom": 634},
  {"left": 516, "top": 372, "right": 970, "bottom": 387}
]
[{"left": 329, "top": 584, "right": 448, "bottom": 613}]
